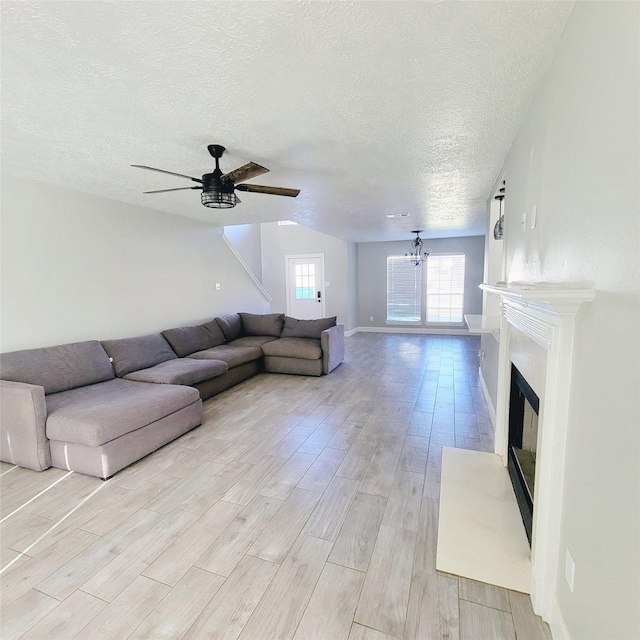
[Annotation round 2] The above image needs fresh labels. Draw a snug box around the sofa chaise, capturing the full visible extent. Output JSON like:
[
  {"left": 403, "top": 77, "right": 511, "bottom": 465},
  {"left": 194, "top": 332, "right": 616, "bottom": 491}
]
[{"left": 0, "top": 312, "right": 344, "bottom": 478}]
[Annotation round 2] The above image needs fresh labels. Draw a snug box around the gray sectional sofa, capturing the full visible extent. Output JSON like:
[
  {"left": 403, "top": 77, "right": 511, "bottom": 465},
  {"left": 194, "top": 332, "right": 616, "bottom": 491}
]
[{"left": 0, "top": 312, "right": 344, "bottom": 479}]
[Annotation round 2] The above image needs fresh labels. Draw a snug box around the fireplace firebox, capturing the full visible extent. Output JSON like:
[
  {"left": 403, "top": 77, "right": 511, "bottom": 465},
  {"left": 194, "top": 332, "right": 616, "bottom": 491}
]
[{"left": 508, "top": 364, "right": 540, "bottom": 545}]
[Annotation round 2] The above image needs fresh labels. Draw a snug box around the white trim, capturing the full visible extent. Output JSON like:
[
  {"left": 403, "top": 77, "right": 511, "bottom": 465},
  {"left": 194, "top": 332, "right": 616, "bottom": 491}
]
[
  {"left": 284, "top": 254, "right": 325, "bottom": 318},
  {"left": 344, "top": 328, "right": 358, "bottom": 337},
  {"left": 480, "top": 283, "right": 595, "bottom": 309},
  {"left": 478, "top": 366, "right": 496, "bottom": 429},
  {"left": 465, "top": 314, "right": 500, "bottom": 335},
  {"left": 548, "top": 594, "right": 572, "bottom": 640},
  {"left": 221, "top": 233, "right": 272, "bottom": 302},
  {"left": 355, "top": 326, "right": 470, "bottom": 336},
  {"left": 484, "top": 282, "right": 595, "bottom": 626},
  {"left": 284, "top": 253, "right": 325, "bottom": 259}
]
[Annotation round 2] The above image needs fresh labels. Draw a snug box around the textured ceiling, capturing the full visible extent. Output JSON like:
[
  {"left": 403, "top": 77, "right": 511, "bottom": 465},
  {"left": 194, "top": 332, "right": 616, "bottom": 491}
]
[{"left": 1, "top": 1, "right": 574, "bottom": 242}]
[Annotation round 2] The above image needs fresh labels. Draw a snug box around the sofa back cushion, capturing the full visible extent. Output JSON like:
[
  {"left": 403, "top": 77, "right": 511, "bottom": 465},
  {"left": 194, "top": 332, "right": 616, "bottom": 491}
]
[
  {"left": 216, "top": 313, "right": 242, "bottom": 342},
  {"left": 0, "top": 341, "right": 115, "bottom": 395},
  {"left": 202, "top": 320, "right": 226, "bottom": 347},
  {"left": 101, "top": 334, "right": 178, "bottom": 377},
  {"left": 281, "top": 316, "right": 337, "bottom": 340},
  {"left": 240, "top": 312, "right": 285, "bottom": 337},
  {"left": 162, "top": 321, "right": 225, "bottom": 358}
]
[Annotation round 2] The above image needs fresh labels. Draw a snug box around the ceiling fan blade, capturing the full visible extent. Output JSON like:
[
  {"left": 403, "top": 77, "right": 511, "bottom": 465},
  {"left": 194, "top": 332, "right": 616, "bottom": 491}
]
[
  {"left": 222, "top": 162, "right": 269, "bottom": 184},
  {"left": 132, "top": 165, "right": 203, "bottom": 183},
  {"left": 143, "top": 186, "right": 202, "bottom": 194},
  {"left": 235, "top": 184, "right": 300, "bottom": 198}
]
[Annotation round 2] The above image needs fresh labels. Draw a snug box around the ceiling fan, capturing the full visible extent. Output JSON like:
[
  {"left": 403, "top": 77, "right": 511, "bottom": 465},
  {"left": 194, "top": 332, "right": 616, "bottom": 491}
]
[{"left": 132, "top": 144, "right": 300, "bottom": 209}]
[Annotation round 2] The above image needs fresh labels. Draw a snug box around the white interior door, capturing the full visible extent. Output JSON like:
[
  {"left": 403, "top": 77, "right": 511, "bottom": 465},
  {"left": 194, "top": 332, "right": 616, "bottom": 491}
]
[{"left": 285, "top": 254, "right": 325, "bottom": 319}]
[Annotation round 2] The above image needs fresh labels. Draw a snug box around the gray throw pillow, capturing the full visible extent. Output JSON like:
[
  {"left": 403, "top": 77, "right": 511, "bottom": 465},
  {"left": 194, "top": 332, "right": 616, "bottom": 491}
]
[
  {"left": 240, "top": 312, "right": 285, "bottom": 337},
  {"left": 162, "top": 324, "right": 218, "bottom": 358},
  {"left": 281, "top": 316, "right": 337, "bottom": 340},
  {"left": 101, "top": 334, "right": 178, "bottom": 377},
  {"left": 202, "top": 320, "right": 226, "bottom": 347},
  {"left": 216, "top": 314, "right": 242, "bottom": 342}
]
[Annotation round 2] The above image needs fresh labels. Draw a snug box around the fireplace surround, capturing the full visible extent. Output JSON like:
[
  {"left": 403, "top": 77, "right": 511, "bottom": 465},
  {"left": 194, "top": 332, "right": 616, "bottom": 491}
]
[
  {"left": 508, "top": 364, "right": 540, "bottom": 544},
  {"left": 480, "top": 283, "right": 594, "bottom": 626}
]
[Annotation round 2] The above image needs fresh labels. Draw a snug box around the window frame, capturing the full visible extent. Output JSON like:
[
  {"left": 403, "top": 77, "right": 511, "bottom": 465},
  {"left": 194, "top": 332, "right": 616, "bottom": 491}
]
[
  {"left": 385, "top": 255, "right": 423, "bottom": 324},
  {"left": 385, "top": 252, "right": 466, "bottom": 326},
  {"left": 424, "top": 252, "right": 466, "bottom": 325}
]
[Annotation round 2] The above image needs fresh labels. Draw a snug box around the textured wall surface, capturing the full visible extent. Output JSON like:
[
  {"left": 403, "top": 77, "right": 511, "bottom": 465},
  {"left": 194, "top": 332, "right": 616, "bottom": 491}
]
[
  {"left": 0, "top": 175, "right": 269, "bottom": 352},
  {"left": 1, "top": 1, "right": 573, "bottom": 241},
  {"left": 498, "top": 3, "right": 639, "bottom": 638}
]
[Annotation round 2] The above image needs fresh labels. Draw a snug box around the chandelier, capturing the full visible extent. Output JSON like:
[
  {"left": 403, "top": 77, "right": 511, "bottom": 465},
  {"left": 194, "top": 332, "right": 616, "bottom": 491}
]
[{"left": 405, "top": 230, "right": 431, "bottom": 266}]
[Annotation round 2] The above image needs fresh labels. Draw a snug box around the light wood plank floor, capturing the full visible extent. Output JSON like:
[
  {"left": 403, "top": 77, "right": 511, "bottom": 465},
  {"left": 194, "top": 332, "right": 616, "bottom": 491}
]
[{"left": 1, "top": 334, "right": 552, "bottom": 640}]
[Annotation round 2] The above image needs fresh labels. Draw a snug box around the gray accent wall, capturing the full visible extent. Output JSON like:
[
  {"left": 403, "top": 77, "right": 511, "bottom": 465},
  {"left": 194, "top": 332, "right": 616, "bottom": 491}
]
[
  {"left": 347, "top": 242, "right": 358, "bottom": 332},
  {"left": 356, "top": 236, "right": 485, "bottom": 328}
]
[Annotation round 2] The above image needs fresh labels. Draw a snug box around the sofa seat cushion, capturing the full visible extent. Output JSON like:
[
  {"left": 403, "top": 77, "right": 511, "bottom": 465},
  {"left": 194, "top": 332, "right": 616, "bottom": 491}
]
[
  {"left": 227, "top": 336, "right": 278, "bottom": 348},
  {"left": 188, "top": 345, "right": 262, "bottom": 368},
  {"left": 123, "top": 358, "right": 228, "bottom": 385},
  {"left": 262, "top": 338, "right": 322, "bottom": 360},
  {"left": 45, "top": 378, "right": 199, "bottom": 447}
]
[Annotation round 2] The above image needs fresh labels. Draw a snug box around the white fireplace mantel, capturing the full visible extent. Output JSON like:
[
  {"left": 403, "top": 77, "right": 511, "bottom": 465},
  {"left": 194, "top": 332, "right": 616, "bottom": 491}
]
[
  {"left": 480, "top": 282, "right": 595, "bottom": 631},
  {"left": 480, "top": 282, "right": 595, "bottom": 313}
]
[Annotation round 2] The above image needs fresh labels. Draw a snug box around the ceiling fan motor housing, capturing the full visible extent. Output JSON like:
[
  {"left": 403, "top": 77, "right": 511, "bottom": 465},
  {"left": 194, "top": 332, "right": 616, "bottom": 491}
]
[{"left": 207, "top": 144, "right": 226, "bottom": 159}]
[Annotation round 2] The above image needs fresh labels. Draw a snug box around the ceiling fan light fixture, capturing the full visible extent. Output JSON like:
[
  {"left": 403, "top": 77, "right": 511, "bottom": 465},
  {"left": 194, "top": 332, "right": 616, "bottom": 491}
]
[
  {"left": 201, "top": 189, "right": 236, "bottom": 209},
  {"left": 201, "top": 169, "right": 236, "bottom": 209}
]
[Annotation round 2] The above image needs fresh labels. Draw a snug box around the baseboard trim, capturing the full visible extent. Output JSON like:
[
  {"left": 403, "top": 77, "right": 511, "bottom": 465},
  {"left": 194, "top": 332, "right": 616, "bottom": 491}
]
[
  {"left": 531, "top": 558, "right": 571, "bottom": 640},
  {"left": 355, "top": 326, "right": 471, "bottom": 336},
  {"left": 344, "top": 328, "right": 358, "bottom": 337},
  {"left": 479, "top": 366, "right": 496, "bottom": 429},
  {"left": 548, "top": 597, "right": 571, "bottom": 640}
]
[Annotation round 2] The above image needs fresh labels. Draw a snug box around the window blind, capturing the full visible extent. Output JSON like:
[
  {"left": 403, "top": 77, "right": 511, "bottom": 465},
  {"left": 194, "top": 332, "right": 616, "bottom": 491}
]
[
  {"left": 387, "top": 256, "right": 422, "bottom": 322},
  {"left": 426, "top": 254, "right": 465, "bottom": 323}
]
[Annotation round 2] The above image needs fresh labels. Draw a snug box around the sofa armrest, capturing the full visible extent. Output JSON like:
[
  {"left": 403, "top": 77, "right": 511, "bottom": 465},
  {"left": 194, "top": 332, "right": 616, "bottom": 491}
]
[
  {"left": 0, "top": 380, "right": 51, "bottom": 471},
  {"left": 321, "top": 323, "right": 345, "bottom": 375}
]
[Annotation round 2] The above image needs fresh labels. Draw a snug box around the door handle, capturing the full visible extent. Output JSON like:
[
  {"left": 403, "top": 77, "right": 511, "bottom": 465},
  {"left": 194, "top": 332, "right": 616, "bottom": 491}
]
[{"left": 317, "top": 291, "right": 321, "bottom": 302}]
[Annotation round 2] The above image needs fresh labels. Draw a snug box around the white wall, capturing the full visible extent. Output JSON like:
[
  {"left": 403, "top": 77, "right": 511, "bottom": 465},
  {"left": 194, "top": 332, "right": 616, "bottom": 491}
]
[
  {"left": 0, "top": 175, "right": 268, "bottom": 352},
  {"left": 497, "top": 3, "right": 639, "bottom": 638},
  {"left": 480, "top": 192, "right": 505, "bottom": 417},
  {"left": 356, "top": 236, "right": 485, "bottom": 328},
  {"left": 223, "top": 223, "right": 263, "bottom": 281},
  {"left": 260, "top": 222, "right": 354, "bottom": 327}
]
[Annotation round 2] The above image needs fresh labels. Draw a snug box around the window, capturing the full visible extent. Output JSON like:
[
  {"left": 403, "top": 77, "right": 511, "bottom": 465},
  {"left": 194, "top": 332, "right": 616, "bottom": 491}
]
[
  {"left": 386, "top": 256, "right": 422, "bottom": 322},
  {"left": 386, "top": 253, "right": 466, "bottom": 324},
  {"left": 426, "top": 254, "right": 465, "bottom": 323},
  {"left": 295, "top": 263, "right": 316, "bottom": 299}
]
